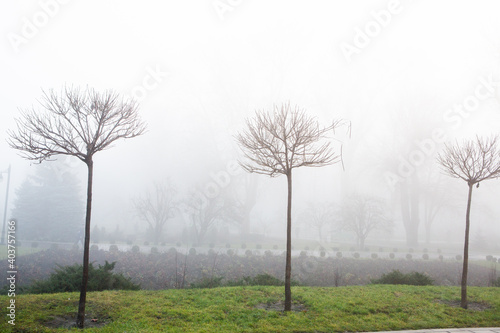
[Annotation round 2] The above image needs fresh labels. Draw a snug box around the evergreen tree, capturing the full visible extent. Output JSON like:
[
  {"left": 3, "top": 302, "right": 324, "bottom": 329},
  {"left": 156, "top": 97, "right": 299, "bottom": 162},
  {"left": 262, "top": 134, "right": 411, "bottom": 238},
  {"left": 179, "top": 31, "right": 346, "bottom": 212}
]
[{"left": 11, "top": 160, "right": 84, "bottom": 242}]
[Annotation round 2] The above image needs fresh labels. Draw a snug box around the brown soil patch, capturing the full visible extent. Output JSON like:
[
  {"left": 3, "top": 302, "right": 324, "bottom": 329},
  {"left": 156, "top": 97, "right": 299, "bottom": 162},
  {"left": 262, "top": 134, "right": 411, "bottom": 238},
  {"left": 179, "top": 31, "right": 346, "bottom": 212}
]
[
  {"left": 436, "top": 299, "right": 492, "bottom": 311},
  {"left": 44, "top": 315, "right": 110, "bottom": 329},
  {"left": 256, "top": 301, "right": 308, "bottom": 312}
]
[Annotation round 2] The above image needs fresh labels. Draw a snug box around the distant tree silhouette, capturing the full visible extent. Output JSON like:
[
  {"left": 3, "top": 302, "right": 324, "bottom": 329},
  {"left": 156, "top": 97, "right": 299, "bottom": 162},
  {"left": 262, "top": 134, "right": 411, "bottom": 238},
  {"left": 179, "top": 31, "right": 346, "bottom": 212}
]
[
  {"left": 339, "top": 194, "right": 392, "bottom": 250},
  {"left": 134, "top": 181, "right": 176, "bottom": 244}
]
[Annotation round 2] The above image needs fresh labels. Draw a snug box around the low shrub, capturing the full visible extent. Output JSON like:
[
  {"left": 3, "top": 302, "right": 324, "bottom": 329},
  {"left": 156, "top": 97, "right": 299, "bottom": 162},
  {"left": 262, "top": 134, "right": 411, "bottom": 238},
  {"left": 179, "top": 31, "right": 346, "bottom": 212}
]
[
  {"left": 371, "top": 270, "right": 433, "bottom": 286},
  {"left": 190, "top": 276, "right": 224, "bottom": 289},
  {"left": 23, "top": 261, "right": 140, "bottom": 294},
  {"left": 227, "top": 273, "right": 300, "bottom": 287}
]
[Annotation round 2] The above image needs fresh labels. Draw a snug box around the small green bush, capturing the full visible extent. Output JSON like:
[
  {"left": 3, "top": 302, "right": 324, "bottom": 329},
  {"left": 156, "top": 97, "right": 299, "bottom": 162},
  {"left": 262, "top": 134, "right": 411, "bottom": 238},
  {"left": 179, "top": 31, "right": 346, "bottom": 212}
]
[
  {"left": 227, "top": 273, "right": 300, "bottom": 287},
  {"left": 371, "top": 270, "right": 433, "bottom": 286},
  {"left": 190, "top": 276, "right": 224, "bottom": 289},
  {"left": 24, "top": 261, "right": 140, "bottom": 294},
  {"left": 493, "top": 277, "right": 500, "bottom": 287}
]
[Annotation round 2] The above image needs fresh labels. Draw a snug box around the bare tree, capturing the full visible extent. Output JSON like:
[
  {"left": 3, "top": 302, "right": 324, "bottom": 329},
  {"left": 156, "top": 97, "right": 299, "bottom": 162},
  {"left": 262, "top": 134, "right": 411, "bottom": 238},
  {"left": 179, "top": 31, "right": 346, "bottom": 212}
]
[
  {"left": 222, "top": 174, "right": 259, "bottom": 236},
  {"left": 183, "top": 192, "right": 225, "bottom": 245},
  {"left": 8, "top": 87, "right": 146, "bottom": 328},
  {"left": 134, "top": 181, "right": 176, "bottom": 244},
  {"left": 236, "top": 102, "right": 346, "bottom": 311},
  {"left": 437, "top": 135, "right": 500, "bottom": 309},
  {"left": 339, "top": 194, "right": 392, "bottom": 250},
  {"left": 299, "top": 201, "right": 335, "bottom": 244}
]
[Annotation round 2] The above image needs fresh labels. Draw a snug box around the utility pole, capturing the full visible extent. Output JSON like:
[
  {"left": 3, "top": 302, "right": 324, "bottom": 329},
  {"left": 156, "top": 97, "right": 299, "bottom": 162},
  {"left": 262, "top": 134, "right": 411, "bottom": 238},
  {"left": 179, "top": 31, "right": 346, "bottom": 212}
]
[{"left": 1, "top": 165, "right": 11, "bottom": 245}]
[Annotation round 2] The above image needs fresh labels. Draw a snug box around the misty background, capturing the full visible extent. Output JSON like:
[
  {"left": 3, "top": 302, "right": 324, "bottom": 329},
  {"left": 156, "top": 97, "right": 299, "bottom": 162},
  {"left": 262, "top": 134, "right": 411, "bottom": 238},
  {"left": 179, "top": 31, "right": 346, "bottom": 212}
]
[{"left": 1, "top": 0, "right": 500, "bottom": 252}]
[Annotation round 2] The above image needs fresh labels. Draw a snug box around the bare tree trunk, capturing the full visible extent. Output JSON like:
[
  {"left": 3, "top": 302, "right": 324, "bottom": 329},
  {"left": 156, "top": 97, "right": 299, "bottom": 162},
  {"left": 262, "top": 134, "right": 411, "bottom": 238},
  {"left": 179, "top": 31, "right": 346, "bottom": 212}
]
[
  {"left": 284, "top": 172, "right": 292, "bottom": 312},
  {"left": 461, "top": 183, "right": 473, "bottom": 309},
  {"left": 358, "top": 237, "right": 365, "bottom": 251},
  {"left": 77, "top": 158, "right": 93, "bottom": 328},
  {"left": 400, "top": 178, "right": 419, "bottom": 247}
]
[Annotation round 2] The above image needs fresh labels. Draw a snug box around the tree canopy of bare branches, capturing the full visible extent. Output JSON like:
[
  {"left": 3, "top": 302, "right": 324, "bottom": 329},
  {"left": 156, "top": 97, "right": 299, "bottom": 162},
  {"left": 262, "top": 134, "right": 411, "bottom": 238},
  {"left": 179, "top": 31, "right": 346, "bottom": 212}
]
[
  {"left": 236, "top": 102, "right": 348, "bottom": 311},
  {"left": 8, "top": 86, "right": 146, "bottom": 328},
  {"left": 437, "top": 135, "right": 500, "bottom": 309},
  {"left": 237, "top": 103, "right": 346, "bottom": 177},
  {"left": 8, "top": 87, "right": 146, "bottom": 164}
]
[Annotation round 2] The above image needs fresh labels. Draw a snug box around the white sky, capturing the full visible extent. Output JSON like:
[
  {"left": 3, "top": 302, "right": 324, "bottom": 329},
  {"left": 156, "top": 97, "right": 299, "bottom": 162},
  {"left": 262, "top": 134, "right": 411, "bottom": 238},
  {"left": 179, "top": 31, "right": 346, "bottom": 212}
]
[{"left": 1, "top": 0, "right": 500, "bottom": 237}]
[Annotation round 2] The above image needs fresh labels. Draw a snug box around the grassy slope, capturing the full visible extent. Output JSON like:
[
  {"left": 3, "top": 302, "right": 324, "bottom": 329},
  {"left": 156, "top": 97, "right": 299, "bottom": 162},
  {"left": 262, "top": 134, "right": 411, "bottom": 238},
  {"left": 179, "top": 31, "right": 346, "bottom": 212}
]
[{"left": 1, "top": 285, "right": 499, "bottom": 332}]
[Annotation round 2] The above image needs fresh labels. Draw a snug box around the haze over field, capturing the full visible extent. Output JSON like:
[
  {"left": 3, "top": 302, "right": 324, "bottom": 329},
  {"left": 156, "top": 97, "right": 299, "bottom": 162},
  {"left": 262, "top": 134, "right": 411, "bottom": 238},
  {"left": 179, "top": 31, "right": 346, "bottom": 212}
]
[{"left": 1, "top": 0, "right": 500, "bottom": 249}]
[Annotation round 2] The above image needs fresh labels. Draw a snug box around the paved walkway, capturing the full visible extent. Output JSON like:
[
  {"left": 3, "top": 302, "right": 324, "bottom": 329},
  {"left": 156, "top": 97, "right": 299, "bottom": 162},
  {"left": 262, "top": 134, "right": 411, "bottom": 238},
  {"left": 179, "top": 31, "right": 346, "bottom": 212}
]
[{"left": 372, "top": 328, "right": 500, "bottom": 333}]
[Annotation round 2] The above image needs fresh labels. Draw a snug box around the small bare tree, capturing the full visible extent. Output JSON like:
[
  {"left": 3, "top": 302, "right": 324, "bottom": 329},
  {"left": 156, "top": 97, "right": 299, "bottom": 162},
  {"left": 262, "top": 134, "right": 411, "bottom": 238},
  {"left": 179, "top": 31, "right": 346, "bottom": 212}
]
[
  {"left": 437, "top": 135, "right": 500, "bottom": 309},
  {"left": 134, "top": 182, "right": 176, "bottom": 244},
  {"left": 8, "top": 87, "right": 146, "bottom": 328},
  {"left": 299, "top": 202, "right": 335, "bottom": 244},
  {"left": 236, "top": 102, "right": 347, "bottom": 311},
  {"left": 339, "top": 194, "right": 392, "bottom": 250},
  {"left": 183, "top": 192, "right": 225, "bottom": 245}
]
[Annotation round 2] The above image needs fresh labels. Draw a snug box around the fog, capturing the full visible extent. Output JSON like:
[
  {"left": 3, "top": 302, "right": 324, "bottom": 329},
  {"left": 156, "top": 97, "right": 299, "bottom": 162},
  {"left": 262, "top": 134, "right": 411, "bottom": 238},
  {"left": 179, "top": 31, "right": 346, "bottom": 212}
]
[{"left": 1, "top": 0, "right": 500, "bottom": 252}]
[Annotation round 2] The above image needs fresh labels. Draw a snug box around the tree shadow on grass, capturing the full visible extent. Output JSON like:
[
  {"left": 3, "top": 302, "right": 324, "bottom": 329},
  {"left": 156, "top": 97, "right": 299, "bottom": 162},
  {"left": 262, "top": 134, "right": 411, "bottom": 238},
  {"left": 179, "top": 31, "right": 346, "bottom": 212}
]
[
  {"left": 255, "top": 301, "right": 308, "bottom": 312},
  {"left": 436, "top": 299, "right": 492, "bottom": 311}
]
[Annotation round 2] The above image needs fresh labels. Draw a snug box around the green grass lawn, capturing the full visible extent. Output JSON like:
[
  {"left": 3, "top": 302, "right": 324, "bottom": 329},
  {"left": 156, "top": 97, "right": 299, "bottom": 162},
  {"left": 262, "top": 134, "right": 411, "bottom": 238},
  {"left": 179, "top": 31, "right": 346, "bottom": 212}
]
[{"left": 1, "top": 285, "right": 499, "bottom": 332}]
